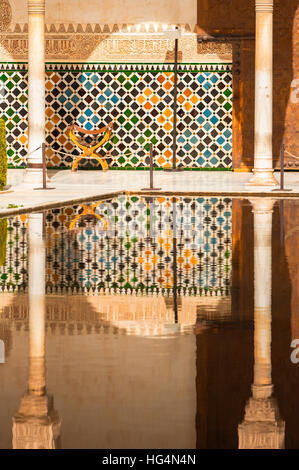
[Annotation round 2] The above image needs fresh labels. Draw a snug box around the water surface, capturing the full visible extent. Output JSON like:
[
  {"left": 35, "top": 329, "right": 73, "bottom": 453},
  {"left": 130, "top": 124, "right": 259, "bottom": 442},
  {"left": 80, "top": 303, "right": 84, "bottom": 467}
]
[{"left": 0, "top": 196, "right": 298, "bottom": 449}]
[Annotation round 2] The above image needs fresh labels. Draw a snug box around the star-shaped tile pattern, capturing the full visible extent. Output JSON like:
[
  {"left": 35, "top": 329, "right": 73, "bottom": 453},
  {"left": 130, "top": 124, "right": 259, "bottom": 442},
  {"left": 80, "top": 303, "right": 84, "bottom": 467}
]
[{"left": 0, "top": 63, "right": 232, "bottom": 169}]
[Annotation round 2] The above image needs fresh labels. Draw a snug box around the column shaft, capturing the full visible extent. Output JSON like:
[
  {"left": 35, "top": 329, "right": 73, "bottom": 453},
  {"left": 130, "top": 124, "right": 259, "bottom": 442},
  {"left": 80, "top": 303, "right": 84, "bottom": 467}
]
[
  {"left": 247, "top": 0, "right": 278, "bottom": 186},
  {"left": 24, "top": 1, "right": 45, "bottom": 186}
]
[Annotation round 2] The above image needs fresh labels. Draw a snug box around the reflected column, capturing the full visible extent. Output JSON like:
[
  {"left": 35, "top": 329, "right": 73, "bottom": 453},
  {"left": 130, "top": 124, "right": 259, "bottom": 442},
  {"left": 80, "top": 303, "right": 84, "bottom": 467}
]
[
  {"left": 12, "top": 213, "right": 61, "bottom": 449},
  {"left": 238, "top": 199, "right": 284, "bottom": 449}
]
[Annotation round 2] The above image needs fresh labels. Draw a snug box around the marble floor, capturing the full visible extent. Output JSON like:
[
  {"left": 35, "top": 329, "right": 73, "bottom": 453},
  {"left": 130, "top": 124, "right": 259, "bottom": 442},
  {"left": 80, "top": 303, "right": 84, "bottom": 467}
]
[{"left": 0, "top": 169, "right": 298, "bottom": 215}]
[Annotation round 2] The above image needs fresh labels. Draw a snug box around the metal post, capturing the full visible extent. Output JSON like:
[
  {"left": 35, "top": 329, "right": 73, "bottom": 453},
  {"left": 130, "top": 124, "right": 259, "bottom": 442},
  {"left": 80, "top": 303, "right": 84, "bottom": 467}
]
[
  {"left": 42, "top": 210, "right": 46, "bottom": 239},
  {"left": 172, "top": 37, "right": 178, "bottom": 170},
  {"left": 150, "top": 143, "right": 154, "bottom": 189},
  {"left": 280, "top": 200, "right": 284, "bottom": 245},
  {"left": 272, "top": 143, "right": 291, "bottom": 192},
  {"left": 172, "top": 197, "right": 178, "bottom": 323},
  {"left": 42, "top": 142, "right": 46, "bottom": 189},
  {"left": 164, "top": 27, "right": 183, "bottom": 172},
  {"left": 280, "top": 144, "right": 284, "bottom": 190},
  {"left": 141, "top": 143, "right": 161, "bottom": 191},
  {"left": 34, "top": 142, "right": 55, "bottom": 190}
]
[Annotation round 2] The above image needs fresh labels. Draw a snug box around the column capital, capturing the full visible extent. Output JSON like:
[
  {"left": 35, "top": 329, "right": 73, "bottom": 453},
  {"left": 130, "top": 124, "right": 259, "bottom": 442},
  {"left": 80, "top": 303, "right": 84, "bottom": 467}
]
[
  {"left": 249, "top": 198, "right": 275, "bottom": 213},
  {"left": 255, "top": 0, "right": 273, "bottom": 13},
  {"left": 28, "top": 0, "right": 45, "bottom": 14}
]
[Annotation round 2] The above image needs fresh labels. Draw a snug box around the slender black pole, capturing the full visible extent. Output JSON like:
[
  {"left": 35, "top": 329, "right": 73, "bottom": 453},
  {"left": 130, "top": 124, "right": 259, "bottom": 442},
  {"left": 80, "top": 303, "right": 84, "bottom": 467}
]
[
  {"left": 172, "top": 198, "right": 178, "bottom": 323},
  {"left": 42, "top": 210, "right": 46, "bottom": 240},
  {"left": 150, "top": 143, "right": 154, "bottom": 189},
  {"left": 141, "top": 143, "right": 161, "bottom": 191},
  {"left": 272, "top": 142, "right": 291, "bottom": 192},
  {"left": 34, "top": 142, "right": 55, "bottom": 190},
  {"left": 172, "top": 36, "right": 178, "bottom": 170},
  {"left": 42, "top": 142, "right": 46, "bottom": 189},
  {"left": 280, "top": 143, "right": 284, "bottom": 190},
  {"left": 280, "top": 199, "right": 284, "bottom": 245}
]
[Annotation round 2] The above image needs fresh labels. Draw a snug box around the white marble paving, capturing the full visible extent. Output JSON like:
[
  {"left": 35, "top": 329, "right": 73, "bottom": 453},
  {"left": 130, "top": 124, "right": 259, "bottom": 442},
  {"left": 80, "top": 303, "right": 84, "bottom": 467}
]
[{"left": 0, "top": 169, "right": 299, "bottom": 214}]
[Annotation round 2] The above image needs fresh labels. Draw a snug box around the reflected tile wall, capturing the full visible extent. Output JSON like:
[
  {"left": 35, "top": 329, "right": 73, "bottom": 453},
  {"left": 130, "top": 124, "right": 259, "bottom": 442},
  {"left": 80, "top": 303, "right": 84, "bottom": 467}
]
[{"left": 0, "top": 196, "right": 232, "bottom": 296}]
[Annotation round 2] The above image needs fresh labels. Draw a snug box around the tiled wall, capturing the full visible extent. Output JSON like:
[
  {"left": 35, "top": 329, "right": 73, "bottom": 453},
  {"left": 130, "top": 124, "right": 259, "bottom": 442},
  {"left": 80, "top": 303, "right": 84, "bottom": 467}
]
[
  {"left": 0, "top": 63, "right": 232, "bottom": 169},
  {"left": 0, "top": 196, "right": 232, "bottom": 295}
]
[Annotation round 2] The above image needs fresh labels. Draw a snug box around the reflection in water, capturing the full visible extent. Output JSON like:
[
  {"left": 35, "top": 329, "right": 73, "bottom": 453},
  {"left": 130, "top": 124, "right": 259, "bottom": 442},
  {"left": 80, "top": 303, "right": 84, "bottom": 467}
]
[
  {"left": 12, "top": 214, "right": 61, "bottom": 449},
  {"left": 0, "top": 196, "right": 298, "bottom": 448},
  {"left": 238, "top": 199, "right": 284, "bottom": 449},
  {"left": 0, "top": 196, "right": 232, "bottom": 296}
]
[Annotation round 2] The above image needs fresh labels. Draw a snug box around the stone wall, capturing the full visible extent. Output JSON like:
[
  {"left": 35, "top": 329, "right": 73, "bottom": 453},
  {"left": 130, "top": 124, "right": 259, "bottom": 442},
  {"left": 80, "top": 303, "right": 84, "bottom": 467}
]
[
  {"left": 197, "top": 0, "right": 299, "bottom": 169},
  {"left": 0, "top": 1, "right": 233, "bottom": 169},
  {"left": 1, "top": 0, "right": 298, "bottom": 169},
  {"left": 0, "top": 0, "right": 230, "bottom": 63},
  {"left": 9, "top": 0, "right": 197, "bottom": 25}
]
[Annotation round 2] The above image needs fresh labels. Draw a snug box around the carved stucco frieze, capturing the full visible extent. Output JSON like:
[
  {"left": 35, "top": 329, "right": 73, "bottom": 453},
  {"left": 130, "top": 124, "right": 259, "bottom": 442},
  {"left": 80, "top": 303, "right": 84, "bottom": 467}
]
[
  {"left": 197, "top": 42, "right": 232, "bottom": 55},
  {"left": 0, "top": 23, "right": 232, "bottom": 62},
  {"left": 0, "top": 0, "right": 12, "bottom": 33}
]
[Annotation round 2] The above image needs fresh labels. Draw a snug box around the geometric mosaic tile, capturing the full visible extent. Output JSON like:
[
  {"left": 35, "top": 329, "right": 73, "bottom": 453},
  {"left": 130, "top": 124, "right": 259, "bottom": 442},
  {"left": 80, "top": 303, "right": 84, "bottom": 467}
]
[
  {"left": 0, "top": 196, "right": 232, "bottom": 296},
  {"left": 0, "top": 65, "right": 28, "bottom": 167},
  {"left": 0, "top": 63, "right": 232, "bottom": 169},
  {"left": 0, "top": 214, "right": 28, "bottom": 290}
]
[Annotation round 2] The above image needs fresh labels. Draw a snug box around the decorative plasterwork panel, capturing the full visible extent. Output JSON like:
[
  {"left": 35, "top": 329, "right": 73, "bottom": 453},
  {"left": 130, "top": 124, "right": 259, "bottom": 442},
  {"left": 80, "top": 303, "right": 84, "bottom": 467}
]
[
  {"left": 0, "top": 23, "right": 232, "bottom": 62},
  {"left": 0, "top": 0, "right": 12, "bottom": 33}
]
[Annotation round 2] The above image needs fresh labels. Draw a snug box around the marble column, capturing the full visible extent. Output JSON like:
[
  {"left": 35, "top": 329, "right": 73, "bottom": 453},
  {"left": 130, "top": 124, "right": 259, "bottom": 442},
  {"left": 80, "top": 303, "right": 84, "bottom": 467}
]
[
  {"left": 247, "top": 1, "right": 278, "bottom": 187},
  {"left": 238, "top": 199, "right": 284, "bottom": 449},
  {"left": 12, "top": 214, "right": 61, "bottom": 449},
  {"left": 23, "top": 0, "right": 46, "bottom": 186}
]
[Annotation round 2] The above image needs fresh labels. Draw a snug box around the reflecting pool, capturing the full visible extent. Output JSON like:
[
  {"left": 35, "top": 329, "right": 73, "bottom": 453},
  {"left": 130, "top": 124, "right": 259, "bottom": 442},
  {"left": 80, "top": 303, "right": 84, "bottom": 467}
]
[{"left": 0, "top": 195, "right": 299, "bottom": 449}]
